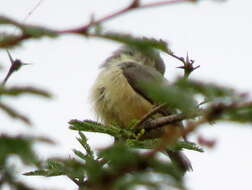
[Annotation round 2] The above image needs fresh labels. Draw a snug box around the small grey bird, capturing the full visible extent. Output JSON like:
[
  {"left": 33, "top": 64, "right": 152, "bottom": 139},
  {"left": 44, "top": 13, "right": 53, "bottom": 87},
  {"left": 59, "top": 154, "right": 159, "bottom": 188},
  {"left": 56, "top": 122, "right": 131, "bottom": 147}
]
[{"left": 90, "top": 46, "right": 191, "bottom": 172}]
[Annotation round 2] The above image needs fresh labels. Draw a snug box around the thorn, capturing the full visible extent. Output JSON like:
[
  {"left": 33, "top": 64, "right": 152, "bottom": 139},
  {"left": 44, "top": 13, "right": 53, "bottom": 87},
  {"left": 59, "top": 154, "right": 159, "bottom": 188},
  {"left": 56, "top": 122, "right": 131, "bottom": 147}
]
[
  {"left": 6, "top": 50, "right": 14, "bottom": 65},
  {"left": 186, "top": 52, "right": 190, "bottom": 64},
  {"left": 130, "top": 0, "right": 140, "bottom": 9},
  {"left": 22, "top": 62, "right": 32, "bottom": 66},
  {"left": 193, "top": 65, "right": 200, "bottom": 71},
  {"left": 89, "top": 13, "right": 95, "bottom": 25},
  {"left": 177, "top": 66, "right": 185, "bottom": 69},
  {"left": 2, "top": 51, "right": 30, "bottom": 86},
  {"left": 195, "top": 65, "right": 200, "bottom": 69}
]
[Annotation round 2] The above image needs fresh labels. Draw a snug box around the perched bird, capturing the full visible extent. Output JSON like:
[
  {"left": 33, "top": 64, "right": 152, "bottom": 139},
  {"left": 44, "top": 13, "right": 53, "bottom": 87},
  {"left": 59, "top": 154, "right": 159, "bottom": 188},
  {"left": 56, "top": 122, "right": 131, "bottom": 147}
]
[{"left": 90, "top": 45, "right": 191, "bottom": 172}]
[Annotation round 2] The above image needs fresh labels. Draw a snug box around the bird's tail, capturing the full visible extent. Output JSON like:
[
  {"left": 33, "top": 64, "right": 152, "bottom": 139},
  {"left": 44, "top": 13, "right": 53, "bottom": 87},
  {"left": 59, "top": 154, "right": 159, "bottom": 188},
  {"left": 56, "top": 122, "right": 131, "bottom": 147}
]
[{"left": 166, "top": 150, "right": 192, "bottom": 172}]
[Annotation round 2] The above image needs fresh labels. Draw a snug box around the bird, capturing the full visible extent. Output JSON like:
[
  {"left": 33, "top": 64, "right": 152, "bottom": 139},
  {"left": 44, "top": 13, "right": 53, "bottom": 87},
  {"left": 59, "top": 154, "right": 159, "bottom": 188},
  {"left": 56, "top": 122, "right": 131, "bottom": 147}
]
[{"left": 90, "top": 45, "right": 191, "bottom": 172}]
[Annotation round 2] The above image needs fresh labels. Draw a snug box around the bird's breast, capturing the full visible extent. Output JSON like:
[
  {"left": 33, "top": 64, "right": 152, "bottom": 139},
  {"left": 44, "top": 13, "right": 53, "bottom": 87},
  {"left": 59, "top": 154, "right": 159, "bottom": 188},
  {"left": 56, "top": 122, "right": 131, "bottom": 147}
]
[{"left": 91, "top": 65, "right": 153, "bottom": 128}]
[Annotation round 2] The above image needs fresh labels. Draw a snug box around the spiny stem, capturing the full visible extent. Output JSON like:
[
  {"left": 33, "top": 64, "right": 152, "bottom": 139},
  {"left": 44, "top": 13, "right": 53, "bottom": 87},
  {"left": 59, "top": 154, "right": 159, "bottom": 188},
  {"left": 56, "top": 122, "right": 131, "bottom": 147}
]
[
  {"left": 59, "top": 0, "right": 194, "bottom": 34},
  {"left": 2, "top": 50, "right": 28, "bottom": 86}
]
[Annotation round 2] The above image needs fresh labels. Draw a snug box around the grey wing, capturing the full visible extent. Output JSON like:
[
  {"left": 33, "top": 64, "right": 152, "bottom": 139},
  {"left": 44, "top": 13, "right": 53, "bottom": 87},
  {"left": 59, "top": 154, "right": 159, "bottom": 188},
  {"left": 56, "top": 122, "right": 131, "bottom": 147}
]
[
  {"left": 119, "top": 62, "right": 169, "bottom": 104},
  {"left": 120, "top": 62, "right": 192, "bottom": 172}
]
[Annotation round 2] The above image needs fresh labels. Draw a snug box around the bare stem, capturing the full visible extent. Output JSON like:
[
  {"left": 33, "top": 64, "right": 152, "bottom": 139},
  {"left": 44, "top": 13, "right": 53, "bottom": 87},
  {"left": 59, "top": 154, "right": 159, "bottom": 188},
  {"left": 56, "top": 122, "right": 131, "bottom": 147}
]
[
  {"left": 133, "top": 103, "right": 167, "bottom": 128},
  {"left": 166, "top": 51, "right": 200, "bottom": 78},
  {"left": 59, "top": 0, "right": 193, "bottom": 34}
]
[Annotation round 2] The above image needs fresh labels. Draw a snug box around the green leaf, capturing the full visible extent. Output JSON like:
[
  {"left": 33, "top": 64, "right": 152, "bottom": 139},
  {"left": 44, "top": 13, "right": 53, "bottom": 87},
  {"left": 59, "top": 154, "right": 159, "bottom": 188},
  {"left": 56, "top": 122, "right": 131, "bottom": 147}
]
[
  {"left": 84, "top": 158, "right": 104, "bottom": 184},
  {"left": 0, "top": 16, "right": 58, "bottom": 38},
  {"left": 140, "top": 80, "right": 197, "bottom": 114},
  {"left": 114, "top": 173, "right": 161, "bottom": 190},
  {"left": 25, "top": 160, "right": 65, "bottom": 177},
  {"left": 97, "top": 32, "right": 171, "bottom": 63},
  {"left": 126, "top": 139, "right": 161, "bottom": 149},
  {"left": 100, "top": 143, "right": 183, "bottom": 186},
  {"left": 0, "top": 135, "right": 38, "bottom": 165},
  {"left": 127, "top": 139, "right": 203, "bottom": 152},
  {"left": 25, "top": 159, "right": 86, "bottom": 179},
  {"left": 222, "top": 104, "right": 252, "bottom": 123},
  {"left": 24, "top": 169, "right": 63, "bottom": 177},
  {"left": 100, "top": 33, "right": 169, "bottom": 53},
  {"left": 69, "top": 119, "right": 134, "bottom": 139},
  {"left": 100, "top": 143, "right": 140, "bottom": 171},
  {"left": 73, "top": 149, "right": 89, "bottom": 161},
  {"left": 0, "top": 102, "right": 31, "bottom": 125},
  {"left": 0, "top": 16, "right": 58, "bottom": 48},
  {"left": 76, "top": 132, "right": 94, "bottom": 158},
  {"left": 0, "top": 16, "right": 19, "bottom": 25},
  {"left": 0, "top": 86, "right": 51, "bottom": 98},
  {"left": 169, "top": 141, "right": 204, "bottom": 152},
  {"left": 21, "top": 26, "right": 58, "bottom": 38},
  {"left": 175, "top": 78, "right": 235, "bottom": 100}
]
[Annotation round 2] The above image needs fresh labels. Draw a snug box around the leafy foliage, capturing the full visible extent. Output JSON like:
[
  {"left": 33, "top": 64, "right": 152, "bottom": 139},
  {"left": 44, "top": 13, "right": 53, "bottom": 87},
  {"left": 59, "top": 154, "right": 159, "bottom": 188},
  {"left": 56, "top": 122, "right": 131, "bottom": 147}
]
[
  {"left": 69, "top": 119, "right": 135, "bottom": 139},
  {"left": 0, "top": 135, "right": 38, "bottom": 165},
  {"left": 26, "top": 141, "right": 184, "bottom": 190},
  {"left": 0, "top": 16, "right": 58, "bottom": 48},
  {"left": 0, "top": 135, "right": 52, "bottom": 190},
  {"left": 0, "top": 51, "right": 51, "bottom": 188},
  {"left": 175, "top": 78, "right": 235, "bottom": 100},
  {"left": 0, "top": 86, "right": 51, "bottom": 97},
  {"left": 140, "top": 80, "right": 197, "bottom": 114},
  {"left": 126, "top": 139, "right": 203, "bottom": 152},
  {"left": 1, "top": 1, "right": 252, "bottom": 190},
  {"left": 100, "top": 32, "right": 170, "bottom": 58},
  {"left": 0, "top": 102, "right": 31, "bottom": 124},
  {"left": 0, "top": 85, "right": 51, "bottom": 124}
]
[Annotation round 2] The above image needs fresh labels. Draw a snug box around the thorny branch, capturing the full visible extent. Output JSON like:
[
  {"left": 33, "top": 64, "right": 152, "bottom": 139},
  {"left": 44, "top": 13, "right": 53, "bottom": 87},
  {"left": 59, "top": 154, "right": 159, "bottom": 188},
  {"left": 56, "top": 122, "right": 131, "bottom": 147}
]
[
  {"left": 141, "top": 100, "right": 252, "bottom": 136},
  {"left": 142, "top": 100, "right": 252, "bottom": 154},
  {"left": 166, "top": 51, "right": 200, "bottom": 78},
  {"left": 60, "top": 0, "right": 195, "bottom": 34},
  {"left": 0, "top": 0, "right": 197, "bottom": 48}
]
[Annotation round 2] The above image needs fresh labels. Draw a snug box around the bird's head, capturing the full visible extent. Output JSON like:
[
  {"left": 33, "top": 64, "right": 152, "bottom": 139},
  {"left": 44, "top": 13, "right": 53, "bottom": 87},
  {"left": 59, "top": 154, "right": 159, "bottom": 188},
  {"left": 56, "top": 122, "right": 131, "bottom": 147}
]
[{"left": 102, "top": 45, "right": 166, "bottom": 75}]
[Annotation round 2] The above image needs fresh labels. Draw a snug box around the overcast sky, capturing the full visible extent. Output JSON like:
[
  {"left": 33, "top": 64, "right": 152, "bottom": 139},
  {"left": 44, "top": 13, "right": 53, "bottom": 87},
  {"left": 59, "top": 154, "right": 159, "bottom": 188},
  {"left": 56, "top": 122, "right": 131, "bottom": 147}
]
[{"left": 1, "top": 0, "right": 252, "bottom": 190}]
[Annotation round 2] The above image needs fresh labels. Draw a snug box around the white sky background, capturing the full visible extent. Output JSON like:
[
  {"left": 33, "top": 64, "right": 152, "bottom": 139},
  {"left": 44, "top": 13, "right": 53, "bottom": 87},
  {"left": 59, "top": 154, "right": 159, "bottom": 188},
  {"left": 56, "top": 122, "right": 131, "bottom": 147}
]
[{"left": 0, "top": 0, "right": 252, "bottom": 189}]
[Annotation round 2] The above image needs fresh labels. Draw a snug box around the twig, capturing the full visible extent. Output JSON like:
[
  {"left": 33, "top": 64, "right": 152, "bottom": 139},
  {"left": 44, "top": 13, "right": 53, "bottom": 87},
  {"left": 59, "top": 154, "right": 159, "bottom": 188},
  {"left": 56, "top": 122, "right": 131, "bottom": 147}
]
[
  {"left": 133, "top": 103, "right": 167, "bottom": 128},
  {"left": 180, "top": 100, "right": 252, "bottom": 136},
  {"left": 141, "top": 111, "right": 200, "bottom": 131},
  {"left": 146, "top": 116, "right": 205, "bottom": 157},
  {"left": 60, "top": 0, "right": 192, "bottom": 34},
  {"left": 0, "top": 0, "right": 200, "bottom": 48},
  {"left": 52, "top": 0, "right": 194, "bottom": 34},
  {"left": 23, "top": 0, "right": 44, "bottom": 22},
  {"left": 2, "top": 50, "right": 28, "bottom": 86},
  {"left": 167, "top": 51, "right": 200, "bottom": 78}
]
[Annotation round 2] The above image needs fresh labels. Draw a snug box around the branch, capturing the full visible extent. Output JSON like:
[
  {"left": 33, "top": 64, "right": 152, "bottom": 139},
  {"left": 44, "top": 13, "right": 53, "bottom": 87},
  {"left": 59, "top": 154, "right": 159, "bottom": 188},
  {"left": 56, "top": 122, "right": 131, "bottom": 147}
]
[
  {"left": 60, "top": 0, "right": 194, "bottom": 34},
  {"left": 23, "top": 0, "right": 44, "bottom": 22},
  {"left": 136, "top": 107, "right": 201, "bottom": 132},
  {"left": 142, "top": 100, "right": 252, "bottom": 134},
  {"left": 142, "top": 113, "right": 187, "bottom": 131},
  {"left": 133, "top": 103, "right": 167, "bottom": 128},
  {"left": 0, "top": 0, "right": 198, "bottom": 48},
  {"left": 0, "top": 102, "right": 31, "bottom": 125}
]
